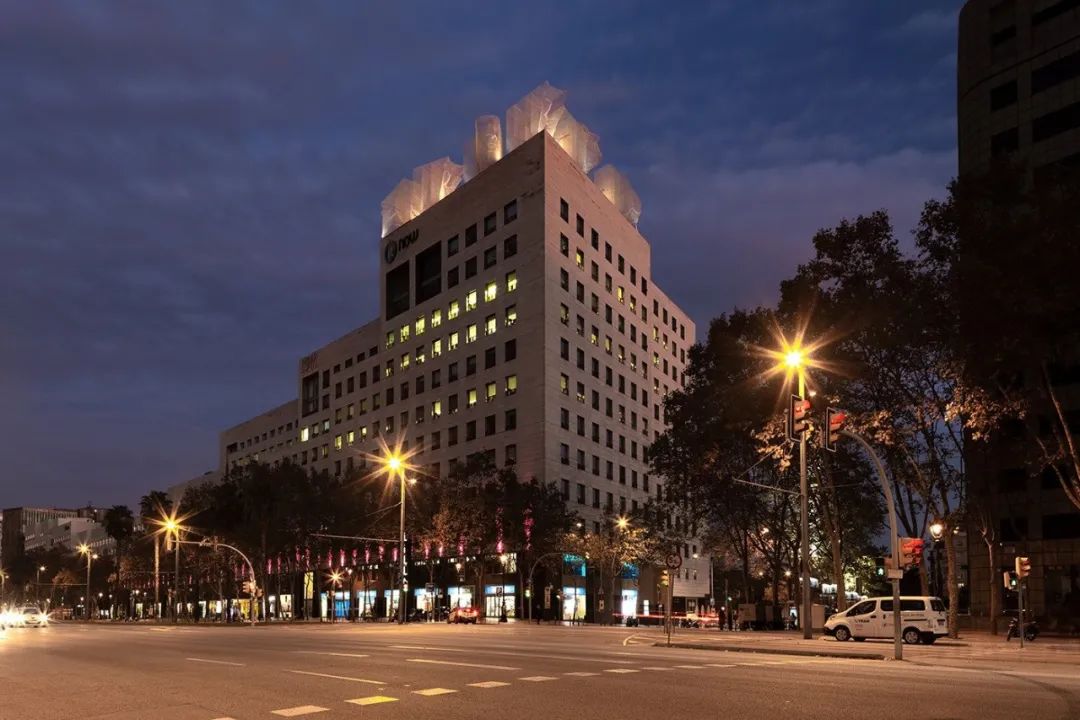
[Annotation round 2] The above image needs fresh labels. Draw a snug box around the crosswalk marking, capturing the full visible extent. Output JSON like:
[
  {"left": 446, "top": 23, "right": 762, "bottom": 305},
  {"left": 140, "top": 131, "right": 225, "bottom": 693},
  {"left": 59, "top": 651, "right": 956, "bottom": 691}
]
[
  {"left": 413, "top": 688, "right": 458, "bottom": 697},
  {"left": 564, "top": 671, "right": 600, "bottom": 676},
  {"left": 271, "top": 707, "right": 329, "bottom": 717},
  {"left": 347, "top": 696, "right": 398, "bottom": 706},
  {"left": 519, "top": 675, "right": 558, "bottom": 682},
  {"left": 603, "top": 668, "right": 640, "bottom": 674},
  {"left": 469, "top": 681, "right": 511, "bottom": 688}
]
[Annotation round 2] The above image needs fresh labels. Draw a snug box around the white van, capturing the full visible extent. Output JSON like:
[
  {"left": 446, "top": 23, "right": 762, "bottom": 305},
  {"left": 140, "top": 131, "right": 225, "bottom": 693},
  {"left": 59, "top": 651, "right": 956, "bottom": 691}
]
[{"left": 824, "top": 596, "right": 948, "bottom": 645}]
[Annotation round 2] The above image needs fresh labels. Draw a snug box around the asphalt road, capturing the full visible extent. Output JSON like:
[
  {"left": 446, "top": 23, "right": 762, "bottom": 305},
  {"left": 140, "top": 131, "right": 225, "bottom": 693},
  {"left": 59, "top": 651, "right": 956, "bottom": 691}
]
[{"left": 2, "top": 622, "right": 1078, "bottom": 720}]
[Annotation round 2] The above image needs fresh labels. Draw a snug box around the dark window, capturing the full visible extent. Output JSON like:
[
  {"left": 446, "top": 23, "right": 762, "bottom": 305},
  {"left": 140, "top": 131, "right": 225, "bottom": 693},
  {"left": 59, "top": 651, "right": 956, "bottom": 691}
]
[
  {"left": 485, "top": 414, "right": 496, "bottom": 436},
  {"left": 504, "top": 235, "right": 517, "bottom": 258},
  {"left": 560, "top": 234, "right": 569, "bottom": 256},
  {"left": 560, "top": 198, "right": 569, "bottom": 221},
  {"left": 449, "top": 426, "right": 458, "bottom": 446},
  {"left": 302, "top": 373, "right": 319, "bottom": 416},
  {"left": 991, "top": 127, "right": 1019, "bottom": 157},
  {"left": 449, "top": 363, "right": 458, "bottom": 382},
  {"left": 465, "top": 256, "right": 477, "bottom": 278},
  {"left": 1033, "top": 0, "right": 1080, "bottom": 26},
  {"left": 561, "top": 479, "right": 570, "bottom": 500},
  {"left": 991, "top": 24, "right": 1016, "bottom": 46},
  {"left": 415, "top": 242, "right": 442, "bottom": 304},
  {"left": 1033, "top": 50, "right": 1080, "bottom": 95},
  {"left": 504, "top": 200, "right": 518, "bottom": 224},
  {"left": 604, "top": 242, "right": 612, "bottom": 261},
  {"left": 485, "top": 346, "right": 496, "bottom": 369},
  {"left": 505, "top": 408, "right": 517, "bottom": 431},
  {"left": 1043, "top": 513, "right": 1080, "bottom": 539},
  {"left": 447, "top": 235, "right": 459, "bottom": 257},
  {"left": 466, "top": 421, "right": 476, "bottom": 441},
  {"left": 447, "top": 266, "right": 459, "bottom": 288},
  {"left": 999, "top": 517, "right": 1029, "bottom": 541},
  {"left": 505, "top": 444, "right": 517, "bottom": 466},
  {"left": 504, "top": 339, "right": 517, "bottom": 362},
  {"left": 465, "top": 223, "right": 477, "bottom": 247},
  {"left": 990, "top": 80, "right": 1018, "bottom": 111},
  {"left": 560, "top": 269, "right": 569, "bottom": 290},
  {"left": 576, "top": 214, "right": 585, "bottom": 236},
  {"left": 466, "top": 355, "right": 476, "bottom": 376},
  {"left": 1033, "top": 101, "right": 1080, "bottom": 143},
  {"left": 591, "top": 229, "right": 599, "bottom": 250},
  {"left": 385, "top": 262, "right": 410, "bottom": 319},
  {"left": 484, "top": 212, "right": 497, "bottom": 236},
  {"left": 484, "top": 246, "right": 497, "bottom": 269}
]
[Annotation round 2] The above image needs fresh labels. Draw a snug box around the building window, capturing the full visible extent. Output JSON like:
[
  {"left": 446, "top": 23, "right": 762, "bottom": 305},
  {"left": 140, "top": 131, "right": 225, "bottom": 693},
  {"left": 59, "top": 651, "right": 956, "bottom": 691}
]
[
  {"left": 448, "top": 300, "right": 460, "bottom": 320},
  {"left": 466, "top": 290, "right": 478, "bottom": 311},
  {"left": 485, "top": 346, "right": 496, "bottom": 369},
  {"left": 560, "top": 198, "right": 569, "bottom": 221},
  {"left": 505, "top": 339, "right": 517, "bottom": 361},
  {"left": 485, "top": 414, "right": 496, "bottom": 435},
  {"left": 504, "top": 234, "right": 517, "bottom": 258},
  {"left": 1033, "top": 101, "right": 1080, "bottom": 143},
  {"left": 560, "top": 338, "right": 570, "bottom": 360},
  {"left": 484, "top": 246, "right": 497, "bottom": 269},
  {"left": 576, "top": 214, "right": 584, "bottom": 236},
  {"left": 484, "top": 314, "right": 497, "bottom": 336},
  {"left": 465, "top": 223, "right": 477, "bottom": 247},
  {"left": 560, "top": 268, "right": 569, "bottom": 290},
  {"left": 504, "top": 200, "right": 518, "bottom": 224},
  {"left": 560, "top": 303, "right": 570, "bottom": 325},
  {"left": 576, "top": 483, "right": 585, "bottom": 504},
  {"left": 465, "top": 256, "right": 477, "bottom": 278},
  {"left": 484, "top": 281, "right": 498, "bottom": 303},
  {"left": 467, "top": 388, "right": 478, "bottom": 408},
  {"left": 486, "top": 382, "right": 497, "bottom": 402},
  {"left": 990, "top": 80, "right": 1018, "bottom": 111},
  {"left": 505, "top": 444, "right": 517, "bottom": 466},
  {"left": 447, "top": 235, "right": 459, "bottom": 257},
  {"left": 506, "top": 271, "right": 518, "bottom": 293},
  {"left": 505, "top": 374, "right": 518, "bottom": 395},
  {"left": 483, "top": 212, "right": 497, "bottom": 235},
  {"left": 560, "top": 373, "right": 569, "bottom": 395},
  {"left": 561, "top": 443, "right": 570, "bottom": 465},
  {"left": 575, "top": 249, "right": 585, "bottom": 270},
  {"left": 505, "top": 408, "right": 517, "bottom": 431},
  {"left": 991, "top": 127, "right": 1019, "bottom": 157},
  {"left": 448, "top": 266, "right": 459, "bottom": 288}
]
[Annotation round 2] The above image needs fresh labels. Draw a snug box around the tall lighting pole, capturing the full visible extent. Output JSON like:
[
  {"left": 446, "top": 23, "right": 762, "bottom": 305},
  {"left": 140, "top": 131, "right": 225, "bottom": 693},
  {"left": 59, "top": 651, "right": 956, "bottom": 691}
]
[
  {"left": 382, "top": 451, "right": 415, "bottom": 624},
  {"left": 783, "top": 347, "right": 814, "bottom": 640},
  {"left": 36, "top": 565, "right": 45, "bottom": 604},
  {"left": 77, "top": 544, "right": 96, "bottom": 620}
]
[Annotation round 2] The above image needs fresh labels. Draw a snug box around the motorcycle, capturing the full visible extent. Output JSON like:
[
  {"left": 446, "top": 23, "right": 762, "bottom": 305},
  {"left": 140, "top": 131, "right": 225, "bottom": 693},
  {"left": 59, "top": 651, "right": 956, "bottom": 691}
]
[{"left": 1006, "top": 616, "right": 1039, "bottom": 642}]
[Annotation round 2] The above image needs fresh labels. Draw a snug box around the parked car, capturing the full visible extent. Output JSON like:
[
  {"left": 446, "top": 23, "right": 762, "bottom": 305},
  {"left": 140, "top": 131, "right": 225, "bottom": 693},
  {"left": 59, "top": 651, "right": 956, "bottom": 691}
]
[
  {"left": 447, "top": 606, "right": 480, "bottom": 624},
  {"left": 824, "top": 596, "right": 947, "bottom": 645}
]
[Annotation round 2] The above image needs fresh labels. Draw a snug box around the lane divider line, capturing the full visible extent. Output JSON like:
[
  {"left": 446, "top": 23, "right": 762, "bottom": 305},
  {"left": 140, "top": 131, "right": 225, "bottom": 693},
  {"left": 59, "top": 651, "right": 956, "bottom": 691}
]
[
  {"left": 285, "top": 669, "right": 384, "bottom": 685},
  {"left": 294, "top": 651, "right": 369, "bottom": 658},
  {"left": 519, "top": 676, "right": 558, "bottom": 682},
  {"left": 185, "top": 658, "right": 244, "bottom": 667},
  {"left": 564, "top": 671, "right": 600, "bottom": 676},
  {"left": 407, "top": 658, "right": 519, "bottom": 670},
  {"left": 603, "top": 668, "right": 640, "bottom": 673}
]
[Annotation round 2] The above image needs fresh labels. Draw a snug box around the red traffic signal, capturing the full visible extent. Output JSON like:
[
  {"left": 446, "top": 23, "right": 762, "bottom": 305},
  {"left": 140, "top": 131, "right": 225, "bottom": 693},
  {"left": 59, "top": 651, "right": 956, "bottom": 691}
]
[
  {"left": 900, "top": 537, "right": 925, "bottom": 568},
  {"left": 824, "top": 408, "right": 846, "bottom": 452},
  {"left": 787, "top": 394, "right": 811, "bottom": 442}
]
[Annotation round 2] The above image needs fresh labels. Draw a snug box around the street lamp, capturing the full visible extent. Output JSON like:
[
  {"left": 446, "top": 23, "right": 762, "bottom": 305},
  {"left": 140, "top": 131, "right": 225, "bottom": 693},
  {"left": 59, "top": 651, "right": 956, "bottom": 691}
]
[
  {"left": 615, "top": 516, "right": 629, "bottom": 531},
  {"left": 775, "top": 335, "right": 815, "bottom": 639},
  {"left": 327, "top": 570, "right": 343, "bottom": 623},
  {"left": 380, "top": 448, "right": 415, "bottom": 624},
  {"left": 77, "top": 544, "right": 97, "bottom": 620},
  {"left": 36, "top": 565, "right": 45, "bottom": 604},
  {"left": 154, "top": 510, "right": 184, "bottom": 623},
  {"left": 929, "top": 521, "right": 945, "bottom": 597}
]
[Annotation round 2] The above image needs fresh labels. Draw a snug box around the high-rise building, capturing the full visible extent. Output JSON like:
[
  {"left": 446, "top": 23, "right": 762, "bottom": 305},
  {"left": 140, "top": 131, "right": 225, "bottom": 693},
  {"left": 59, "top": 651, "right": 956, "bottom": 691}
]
[
  {"left": 959, "top": 0, "right": 1080, "bottom": 625},
  {"left": 208, "top": 84, "right": 709, "bottom": 618}
]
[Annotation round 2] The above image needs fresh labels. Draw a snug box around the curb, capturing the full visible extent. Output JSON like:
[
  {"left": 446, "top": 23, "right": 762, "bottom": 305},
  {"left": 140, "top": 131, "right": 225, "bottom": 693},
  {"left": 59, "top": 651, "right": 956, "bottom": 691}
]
[{"left": 660, "top": 641, "right": 885, "bottom": 661}]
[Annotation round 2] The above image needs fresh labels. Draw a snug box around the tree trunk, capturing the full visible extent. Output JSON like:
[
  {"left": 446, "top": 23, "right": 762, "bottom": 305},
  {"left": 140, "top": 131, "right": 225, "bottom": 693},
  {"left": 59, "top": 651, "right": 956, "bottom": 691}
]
[
  {"left": 945, "top": 529, "right": 959, "bottom": 639},
  {"left": 918, "top": 561, "right": 930, "bottom": 596}
]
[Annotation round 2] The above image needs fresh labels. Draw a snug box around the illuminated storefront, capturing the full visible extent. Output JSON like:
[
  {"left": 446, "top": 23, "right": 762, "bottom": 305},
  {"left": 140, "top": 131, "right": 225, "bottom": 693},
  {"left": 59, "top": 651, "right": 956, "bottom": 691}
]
[{"left": 484, "top": 584, "right": 515, "bottom": 618}]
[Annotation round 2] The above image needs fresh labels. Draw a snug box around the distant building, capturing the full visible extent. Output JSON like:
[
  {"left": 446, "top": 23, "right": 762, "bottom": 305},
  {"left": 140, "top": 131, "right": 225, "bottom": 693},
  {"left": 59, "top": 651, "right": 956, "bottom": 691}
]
[
  {"left": 959, "top": 0, "right": 1080, "bottom": 627},
  {"left": 1, "top": 506, "right": 110, "bottom": 565}
]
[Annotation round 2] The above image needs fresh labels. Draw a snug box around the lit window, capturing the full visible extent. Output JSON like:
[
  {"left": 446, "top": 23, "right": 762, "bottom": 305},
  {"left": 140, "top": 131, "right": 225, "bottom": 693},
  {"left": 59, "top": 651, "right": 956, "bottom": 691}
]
[
  {"left": 334, "top": 435, "right": 342, "bottom": 450},
  {"left": 467, "top": 388, "right": 478, "bottom": 407},
  {"left": 431, "top": 400, "right": 442, "bottom": 418},
  {"left": 486, "top": 382, "right": 497, "bottom": 402},
  {"left": 431, "top": 309, "right": 442, "bottom": 328},
  {"left": 575, "top": 249, "right": 585, "bottom": 270},
  {"left": 385, "top": 361, "right": 393, "bottom": 377},
  {"left": 484, "top": 281, "right": 497, "bottom": 302},
  {"left": 360, "top": 426, "right": 368, "bottom": 439},
  {"left": 505, "top": 305, "right": 517, "bottom": 326},
  {"left": 401, "top": 353, "right": 410, "bottom": 370},
  {"left": 617, "top": 286, "right": 625, "bottom": 303},
  {"left": 385, "top": 331, "right": 395, "bottom": 349},
  {"left": 560, "top": 304, "right": 569, "bottom": 325},
  {"left": 466, "top": 324, "right": 477, "bottom": 343},
  {"left": 449, "top": 332, "right": 460, "bottom": 351},
  {"left": 505, "top": 374, "right": 518, "bottom": 395},
  {"left": 485, "top": 314, "right": 497, "bottom": 335},
  {"left": 605, "top": 336, "right": 612, "bottom": 354},
  {"left": 415, "top": 316, "right": 426, "bottom": 336},
  {"left": 466, "top": 290, "right": 478, "bottom": 311},
  {"left": 347, "top": 430, "right": 355, "bottom": 444},
  {"left": 630, "top": 296, "right": 636, "bottom": 311},
  {"left": 300, "top": 427, "right": 310, "bottom": 442},
  {"left": 653, "top": 352, "right": 660, "bottom": 366},
  {"left": 590, "top": 326, "right": 598, "bottom": 345},
  {"left": 448, "top": 300, "right": 460, "bottom": 320},
  {"left": 506, "top": 271, "right": 518, "bottom": 293},
  {"left": 415, "top": 347, "right": 425, "bottom": 364},
  {"left": 618, "top": 345, "right": 625, "bottom": 363},
  {"left": 432, "top": 338, "right": 443, "bottom": 357},
  {"left": 560, "top": 373, "right": 569, "bottom": 395},
  {"left": 400, "top": 325, "right": 410, "bottom": 343}
]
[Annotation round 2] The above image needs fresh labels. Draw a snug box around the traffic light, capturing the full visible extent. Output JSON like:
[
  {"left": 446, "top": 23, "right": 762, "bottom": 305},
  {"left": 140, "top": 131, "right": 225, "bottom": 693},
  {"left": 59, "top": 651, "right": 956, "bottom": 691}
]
[
  {"left": 874, "top": 556, "right": 892, "bottom": 577},
  {"left": 787, "top": 394, "right": 810, "bottom": 442},
  {"left": 1003, "top": 571, "right": 1018, "bottom": 591},
  {"left": 1015, "top": 556, "right": 1031, "bottom": 579},
  {"left": 660, "top": 570, "right": 670, "bottom": 587},
  {"left": 824, "top": 408, "right": 846, "bottom": 452},
  {"left": 900, "top": 538, "right": 925, "bottom": 568}
]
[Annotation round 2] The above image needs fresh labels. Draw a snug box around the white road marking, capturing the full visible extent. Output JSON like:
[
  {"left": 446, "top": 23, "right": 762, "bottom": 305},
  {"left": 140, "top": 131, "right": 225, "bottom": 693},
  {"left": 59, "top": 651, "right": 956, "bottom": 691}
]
[
  {"left": 293, "top": 651, "right": 370, "bottom": 658},
  {"left": 391, "top": 644, "right": 467, "bottom": 652},
  {"left": 271, "top": 707, "right": 328, "bottom": 717},
  {"left": 705, "top": 663, "right": 737, "bottom": 668},
  {"left": 407, "top": 658, "right": 519, "bottom": 670},
  {"left": 565, "top": 671, "right": 600, "bottom": 676},
  {"left": 520, "top": 675, "right": 558, "bottom": 682},
  {"left": 347, "top": 696, "right": 398, "bottom": 706},
  {"left": 603, "top": 668, "right": 640, "bottom": 674},
  {"left": 285, "top": 669, "right": 384, "bottom": 685},
  {"left": 469, "top": 681, "right": 511, "bottom": 688},
  {"left": 641, "top": 666, "right": 673, "bottom": 671},
  {"left": 673, "top": 664, "right": 707, "bottom": 669},
  {"left": 394, "top": 646, "right": 634, "bottom": 664},
  {"left": 185, "top": 657, "right": 244, "bottom": 667},
  {"left": 413, "top": 688, "right": 458, "bottom": 696}
]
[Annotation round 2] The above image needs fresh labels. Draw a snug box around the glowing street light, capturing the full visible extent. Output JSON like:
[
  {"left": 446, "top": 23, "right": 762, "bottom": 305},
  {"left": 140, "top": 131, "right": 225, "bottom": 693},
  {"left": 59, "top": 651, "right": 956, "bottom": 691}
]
[
  {"left": 615, "top": 516, "right": 629, "bottom": 531},
  {"left": 77, "top": 544, "right": 97, "bottom": 620},
  {"left": 379, "top": 446, "right": 415, "bottom": 624},
  {"left": 929, "top": 521, "right": 945, "bottom": 540},
  {"left": 154, "top": 510, "right": 185, "bottom": 623}
]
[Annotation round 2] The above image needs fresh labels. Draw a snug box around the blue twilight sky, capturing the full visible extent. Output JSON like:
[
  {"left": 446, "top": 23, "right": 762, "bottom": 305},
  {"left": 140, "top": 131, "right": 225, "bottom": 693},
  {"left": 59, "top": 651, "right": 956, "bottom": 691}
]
[{"left": 0, "top": 1, "right": 962, "bottom": 508}]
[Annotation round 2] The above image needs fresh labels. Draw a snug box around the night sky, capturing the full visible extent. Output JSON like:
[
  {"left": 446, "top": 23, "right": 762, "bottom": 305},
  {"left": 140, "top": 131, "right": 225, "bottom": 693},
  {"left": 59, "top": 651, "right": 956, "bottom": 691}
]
[{"left": 1, "top": 1, "right": 960, "bottom": 508}]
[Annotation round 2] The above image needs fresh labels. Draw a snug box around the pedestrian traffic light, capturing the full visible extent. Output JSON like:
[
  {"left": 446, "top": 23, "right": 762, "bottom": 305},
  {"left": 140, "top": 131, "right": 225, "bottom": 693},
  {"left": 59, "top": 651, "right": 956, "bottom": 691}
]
[
  {"left": 1015, "top": 556, "right": 1031, "bottom": 579},
  {"left": 900, "top": 538, "right": 925, "bottom": 568},
  {"left": 874, "top": 556, "right": 891, "bottom": 577},
  {"left": 1003, "top": 571, "right": 1018, "bottom": 591},
  {"left": 824, "top": 408, "right": 846, "bottom": 452},
  {"left": 787, "top": 394, "right": 810, "bottom": 442},
  {"left": 660, "top": 570, "right": 670, "bottom": 587}
]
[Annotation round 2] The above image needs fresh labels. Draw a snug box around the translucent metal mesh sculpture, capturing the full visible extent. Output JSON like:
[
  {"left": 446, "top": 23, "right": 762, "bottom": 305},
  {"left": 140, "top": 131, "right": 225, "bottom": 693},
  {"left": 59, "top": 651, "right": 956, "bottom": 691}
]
[
  {"left": 474, "top": 115, "right": 503, "bottom": 174},
  {"left": 381, "top": 158, "right": 464, "bottom": 236},
  {"left": 506, "top": 82, "right": 567, "bottom": 152},
  {"left": 553, "top": 110, "right": 601, "bottom": 175},
  {"left": 593, "top": 165, "right": 642, "bottom": 226}
]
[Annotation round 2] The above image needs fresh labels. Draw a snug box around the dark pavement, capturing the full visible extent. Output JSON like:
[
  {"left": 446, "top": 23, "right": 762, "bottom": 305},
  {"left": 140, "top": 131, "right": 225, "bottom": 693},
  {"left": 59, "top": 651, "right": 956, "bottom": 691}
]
[{"left": 1, "top": 622, "right": 1077, "bottom": 720}]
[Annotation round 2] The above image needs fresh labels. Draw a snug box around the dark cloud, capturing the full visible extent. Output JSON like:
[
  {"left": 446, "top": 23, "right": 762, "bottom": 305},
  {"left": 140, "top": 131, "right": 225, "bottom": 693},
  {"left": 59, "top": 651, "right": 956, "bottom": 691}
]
[{"left": 0, "top": 0, "right": 961, "bottom": 506}]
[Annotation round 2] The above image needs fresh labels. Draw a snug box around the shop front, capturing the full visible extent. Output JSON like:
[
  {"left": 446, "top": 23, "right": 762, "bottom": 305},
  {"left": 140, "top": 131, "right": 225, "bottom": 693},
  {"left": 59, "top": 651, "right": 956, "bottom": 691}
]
[{"left": 484, "top": 584, "right": 516, "bottom": 618}]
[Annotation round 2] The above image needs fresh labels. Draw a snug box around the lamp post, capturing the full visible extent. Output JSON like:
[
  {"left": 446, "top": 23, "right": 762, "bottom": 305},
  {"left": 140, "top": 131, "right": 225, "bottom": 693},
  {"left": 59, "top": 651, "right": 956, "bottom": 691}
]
[
  {"left": 77, "top": 544, "right": 97, "bottom": 620},
  {"left": 36, "top": 565, "right": 45, "bottom": 604},
  {"left": 782, "top": 346, "right": 814, "bottom": 639},
  {"left": 159, "top": 513, "right": 183, "bottom": 623},
  {"left": 328, "top": 571, "right": 342, "bottom": 623},
  {"left": 929, "top": 521, "right": 945, "bottom": 597},
  {"left": 382, "top": 451, "right": 414, "bottom": 624}
]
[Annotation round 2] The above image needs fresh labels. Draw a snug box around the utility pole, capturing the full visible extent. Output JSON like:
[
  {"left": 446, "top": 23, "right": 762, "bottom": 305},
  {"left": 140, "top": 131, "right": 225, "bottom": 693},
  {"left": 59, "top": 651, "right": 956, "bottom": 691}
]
[
  {"left": 798, "top": 374, "right": 812, "bottom": 639},
  {"left": 398, "top": 474, "right": 407, "bottom": 624}
]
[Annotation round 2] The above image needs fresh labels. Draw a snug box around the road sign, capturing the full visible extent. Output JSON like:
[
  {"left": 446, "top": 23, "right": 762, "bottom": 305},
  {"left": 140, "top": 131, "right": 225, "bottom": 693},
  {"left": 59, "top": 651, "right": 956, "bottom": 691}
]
[
  {"left": 886, "top": 569, "right": 903, "bottom": 580},
  {"left": 665, "top": 553, "right": 683, "bottom": 570}
]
